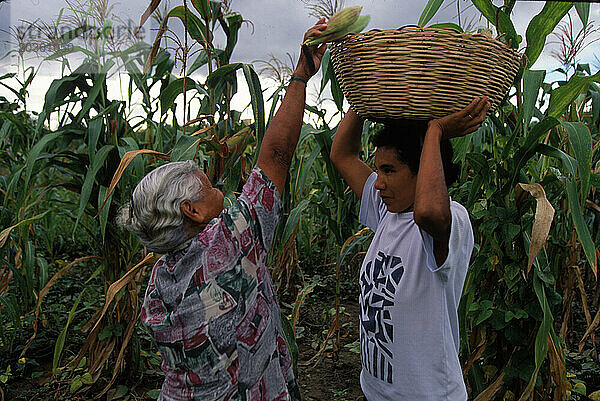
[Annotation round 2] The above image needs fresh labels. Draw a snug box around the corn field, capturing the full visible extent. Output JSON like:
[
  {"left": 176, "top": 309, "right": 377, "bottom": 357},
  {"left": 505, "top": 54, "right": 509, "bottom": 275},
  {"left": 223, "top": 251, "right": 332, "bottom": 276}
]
[{"left": 1, "top": 0, "right": 600, "bottom": 400}]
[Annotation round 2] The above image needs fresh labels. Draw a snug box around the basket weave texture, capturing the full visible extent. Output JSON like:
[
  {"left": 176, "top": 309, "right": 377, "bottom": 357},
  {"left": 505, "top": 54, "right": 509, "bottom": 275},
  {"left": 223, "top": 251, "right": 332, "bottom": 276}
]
[{"left": 329, "top": 27, "right": 522, "bottom": 121}]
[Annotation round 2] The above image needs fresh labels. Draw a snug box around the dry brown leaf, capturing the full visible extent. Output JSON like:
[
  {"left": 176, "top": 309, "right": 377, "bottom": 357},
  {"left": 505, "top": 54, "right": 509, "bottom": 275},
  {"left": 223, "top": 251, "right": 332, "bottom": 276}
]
[
  {"left": 95, "top": 289, "right": 139, "bottom": 399},
  {"left": 574, "top": 266, "right": 593, "bottom": 329},
  {"left": 96, "top": 150, "right": 169, "bottom": 217},
  {"left": 143, "top": 15, "right": 169, "bottom": 76},
  {"left": 184, "top": 114, "right": 214, "bottom": 127},
  {"left": 19, "top": 256, "right": 98, "bottom": 359},
  {"left": 548, "top": 335, "right": 567, "bottom": 401},
  {"left": 473, "top": 371, "right": 506, "bottom": 401},
  {"left": 463, "top": 332, "right": 487, "bottom": 376},
  {"left": 579, "top": 307, "right": 600, "bottom": 351},
  {"left": 190, "top": 124, "right": 216, "bottom": 136},
  {"left": 516, "top": 183, "right": 555, "bottom": 273},
  {"left": 88, "top": 254, "right": 155, "bottom": 336},
  {"left": 139, "top": 0, "right": 163, "bottom": 27}
]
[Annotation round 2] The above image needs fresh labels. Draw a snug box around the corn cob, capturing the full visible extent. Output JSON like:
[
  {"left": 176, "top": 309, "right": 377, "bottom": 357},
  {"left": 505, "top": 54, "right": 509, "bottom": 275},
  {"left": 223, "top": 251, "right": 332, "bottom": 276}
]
[
  {"left": 324, "top": 6, "right": 362, "bottom": 35},
  {"left": 304, "top": 14, "right": 370, "bottom": 46},
  {"left": 303, "top": 6, "right": 362, "bottom": 46}
]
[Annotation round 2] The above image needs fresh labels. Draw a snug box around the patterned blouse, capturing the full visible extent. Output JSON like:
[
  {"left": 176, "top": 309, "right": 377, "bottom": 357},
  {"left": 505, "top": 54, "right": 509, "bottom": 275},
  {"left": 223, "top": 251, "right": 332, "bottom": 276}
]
[{"left": 141, "top": 167, "right": 301, "bottom": 401}]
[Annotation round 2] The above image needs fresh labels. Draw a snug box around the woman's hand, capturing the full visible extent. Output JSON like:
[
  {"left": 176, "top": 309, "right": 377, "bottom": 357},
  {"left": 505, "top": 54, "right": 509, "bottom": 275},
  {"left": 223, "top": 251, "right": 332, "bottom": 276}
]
[
  {"left": 429, "top": 96, "right": 490, "bottom": 140},
  {"left": 294, "top": 18, "right": 328, "bottom": 80}
]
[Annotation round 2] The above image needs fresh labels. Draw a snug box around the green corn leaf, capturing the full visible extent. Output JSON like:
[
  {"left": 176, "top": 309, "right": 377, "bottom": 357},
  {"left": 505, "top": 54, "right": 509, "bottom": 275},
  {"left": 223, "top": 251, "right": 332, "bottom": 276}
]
[
  {"left": 242, "top": 64, "right": 265, "bottom": 160},
  {"left": 522, "top": 70, "right": 545, "bottom": 133},
  {"left": 524, "top": 2, "right": 573, "bottom": 68},
  {"left": 591, "top": 173, "right": 600, "bottom": 188},
  {"left": 45, "top": 45, "right": 96, "bottom": 61},
  {"left": 77, "top": 59, "right": 115, "bottom": 123},
  {"left": 98, "top": 186, "right": 113, "bottom": 242},
  {"left": 39, "top": 74, "right": 85, "bottom": 131},
  {"left": 319, "top": 50, "right": 331, "bottom": 94},
  {"left": 168, "top": 6, "right": 212, "bottom": 44},
  {"left": 0, "top": 211, "right": 50, "bottom": 249},
  {"left": 22, "top": 132, "right": 61, "bottom": 199},
  {"left": 565, "top": 179, "right": 596, "bottom": 272},
  {"left": 87, "top": 116, "right": 103, "bottom": 163},
  {"left": 561, "top": 121, "right": 592, "bottom": 202},
  {"left": 471, "top": 0, "right": 519, "bottom": 48},
  {"left": 0, "top": 120, "right": 12, "bottom": 144},
  {"left": 267, "top": 86, "right": 283, "bottom": 126},
  {"left": 37, "top": 257, "right": 49, "bottom": 290},
  {"left": 326, "top": 56, "right": 344, "bottom": 112},
  {"left": 535, "top": 143, "right": 596, "bottom": 272},
  {"left": 294, "top": 143, "right": 322, "bottom": 199},
  {"left": 171, "top": 135, "right": 202, "bottom": 162},
  {"left": 547, "top": 71, "right": 600, "bottom": 118},
  {"left": 160, "top": 77, "right": 204, "bottom": 115},
  {"left": 518, "top": 267, "right": 553, "bottom": 401},
  {"left": 575, "top": 2, "right": 590, "bottom": 27},
  {"left": 188, "top": 50, "right": 209, "bottom": 76},
  {"left": 54, "top": 289, "right": 86, "bottom": 373},
  {"left": 282, "top": 199, "right": 310, "bottom": 245},
  {"left": 206, "top": 63, "right": 242, "bottom": 88},
  {"left": 74, "top": 144, "right": 114, "bottom": 234},
  {"left": 418, "top": 0, "right": 445, "bottom": 27},
  {"left": 191, "top": 0, "right": 211, "bottom": 19},
  {"left": 280, "top": 313, "right": 299, "bottom": 377},
  {"left": 224, "top": 13, "right": 243, "bottom": 62}
]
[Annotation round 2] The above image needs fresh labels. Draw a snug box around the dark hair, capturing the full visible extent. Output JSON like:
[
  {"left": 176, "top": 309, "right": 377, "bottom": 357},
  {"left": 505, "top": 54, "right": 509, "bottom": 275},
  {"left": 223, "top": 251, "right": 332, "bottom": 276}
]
[{"left": 372, "top": 120, "right": 460, "bottom": 187}]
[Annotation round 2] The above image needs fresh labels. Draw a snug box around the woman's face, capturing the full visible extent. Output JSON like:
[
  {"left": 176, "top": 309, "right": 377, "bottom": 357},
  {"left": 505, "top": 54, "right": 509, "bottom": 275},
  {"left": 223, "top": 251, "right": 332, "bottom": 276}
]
[{"left": 373, "top": 146, "right": 418, "bottom": 213}]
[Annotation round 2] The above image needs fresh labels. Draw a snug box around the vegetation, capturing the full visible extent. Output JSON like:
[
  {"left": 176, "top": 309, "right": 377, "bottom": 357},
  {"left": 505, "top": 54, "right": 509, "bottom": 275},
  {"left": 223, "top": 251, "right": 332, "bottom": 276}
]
[{"left": 0, "top": 0, "right": 599, "bottom": 400}]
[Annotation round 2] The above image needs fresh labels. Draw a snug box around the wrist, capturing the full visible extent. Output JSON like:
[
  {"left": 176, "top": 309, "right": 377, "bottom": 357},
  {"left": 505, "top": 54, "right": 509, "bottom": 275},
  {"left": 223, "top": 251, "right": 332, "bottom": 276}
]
[
  {"left": 427, "top": 120, "right": 444, "bottom": 141},
  {"left": 292, "top": 67, "right": 311, "bottom": 82},
  {"left": 290, "top": 75, "right": 308, "bottom": 86}
]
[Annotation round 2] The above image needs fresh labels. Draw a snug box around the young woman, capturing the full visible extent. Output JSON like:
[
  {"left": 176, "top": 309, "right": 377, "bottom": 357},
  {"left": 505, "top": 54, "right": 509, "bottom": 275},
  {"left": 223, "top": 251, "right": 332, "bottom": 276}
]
[{"left": 330, "top": 98, "right": 489, "bottom": 400}]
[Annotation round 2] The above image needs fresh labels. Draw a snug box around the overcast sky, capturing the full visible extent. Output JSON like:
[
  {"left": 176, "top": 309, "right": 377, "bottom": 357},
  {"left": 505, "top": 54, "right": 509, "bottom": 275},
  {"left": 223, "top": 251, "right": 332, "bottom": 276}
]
[{"left": 1, "top": 0, "right": 599, "bottom": 116}]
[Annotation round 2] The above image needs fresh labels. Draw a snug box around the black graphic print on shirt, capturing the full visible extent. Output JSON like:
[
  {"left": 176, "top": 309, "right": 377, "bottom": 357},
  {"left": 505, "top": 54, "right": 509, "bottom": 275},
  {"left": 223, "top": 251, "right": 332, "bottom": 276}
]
[{"left": 360, "top": 251, "right": 404, "bottom": 384}]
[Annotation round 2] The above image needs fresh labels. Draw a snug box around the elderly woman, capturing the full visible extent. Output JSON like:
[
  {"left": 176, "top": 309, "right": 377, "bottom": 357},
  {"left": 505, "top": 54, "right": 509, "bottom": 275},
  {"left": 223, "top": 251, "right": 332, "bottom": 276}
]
[{"left": 118, "top": 21, "right": 327, "bottom": 401}]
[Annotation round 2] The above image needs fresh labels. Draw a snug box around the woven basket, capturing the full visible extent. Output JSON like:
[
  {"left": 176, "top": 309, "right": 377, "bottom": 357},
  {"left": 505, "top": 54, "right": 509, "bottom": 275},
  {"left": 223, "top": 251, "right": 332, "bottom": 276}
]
[{"left": 329, "top": 27, "right": 522, "bottom": 121}]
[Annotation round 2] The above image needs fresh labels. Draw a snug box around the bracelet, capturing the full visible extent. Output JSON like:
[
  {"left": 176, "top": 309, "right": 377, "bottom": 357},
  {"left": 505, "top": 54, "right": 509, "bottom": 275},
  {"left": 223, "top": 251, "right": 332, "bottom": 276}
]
[{"left": 290, "top": 76, "right": 308, "bottom": 86}]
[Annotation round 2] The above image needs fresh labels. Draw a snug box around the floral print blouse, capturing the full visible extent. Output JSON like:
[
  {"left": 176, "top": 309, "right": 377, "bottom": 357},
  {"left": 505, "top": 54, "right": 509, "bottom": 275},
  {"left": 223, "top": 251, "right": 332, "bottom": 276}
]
[{"left": 141, "top": 167, "right": 301, "bottom": 401}]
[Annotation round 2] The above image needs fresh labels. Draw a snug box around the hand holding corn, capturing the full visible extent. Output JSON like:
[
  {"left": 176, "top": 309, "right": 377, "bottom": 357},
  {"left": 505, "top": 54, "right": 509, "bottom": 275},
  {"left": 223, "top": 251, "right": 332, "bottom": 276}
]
[{"left": 295, "top": 18, "right": 329, "bottom": 80}]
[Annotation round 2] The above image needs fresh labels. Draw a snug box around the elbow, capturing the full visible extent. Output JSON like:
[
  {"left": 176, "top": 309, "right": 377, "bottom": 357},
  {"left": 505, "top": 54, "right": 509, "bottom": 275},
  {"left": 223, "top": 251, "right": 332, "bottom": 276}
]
[{"left": 413, "top": 207, "right": 451, "bottom": 235}]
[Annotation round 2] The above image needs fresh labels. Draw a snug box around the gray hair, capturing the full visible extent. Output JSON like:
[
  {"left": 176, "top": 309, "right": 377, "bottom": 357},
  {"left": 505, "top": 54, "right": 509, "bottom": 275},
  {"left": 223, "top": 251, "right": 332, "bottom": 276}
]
[{"left": 117, "top": 160, "right": 204, "bottom": 253}]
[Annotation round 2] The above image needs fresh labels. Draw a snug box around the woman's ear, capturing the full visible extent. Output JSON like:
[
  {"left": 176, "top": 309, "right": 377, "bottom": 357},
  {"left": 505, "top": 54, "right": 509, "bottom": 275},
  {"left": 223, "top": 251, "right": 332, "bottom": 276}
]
[{"left": 180, "top": 200, "right": 205, "bottom": 223}]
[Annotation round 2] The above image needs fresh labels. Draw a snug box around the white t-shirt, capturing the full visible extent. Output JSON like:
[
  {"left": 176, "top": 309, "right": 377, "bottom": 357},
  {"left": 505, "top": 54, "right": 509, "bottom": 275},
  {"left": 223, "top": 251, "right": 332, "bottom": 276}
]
[{"left": 359, "top": 172, "right": 473, "bottom": 401}]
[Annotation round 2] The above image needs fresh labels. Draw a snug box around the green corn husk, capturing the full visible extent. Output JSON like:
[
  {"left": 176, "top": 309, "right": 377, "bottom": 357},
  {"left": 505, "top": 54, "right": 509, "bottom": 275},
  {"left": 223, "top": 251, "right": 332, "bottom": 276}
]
[{"left": 304, "top": 14, "right": 370, "bottom": 46}]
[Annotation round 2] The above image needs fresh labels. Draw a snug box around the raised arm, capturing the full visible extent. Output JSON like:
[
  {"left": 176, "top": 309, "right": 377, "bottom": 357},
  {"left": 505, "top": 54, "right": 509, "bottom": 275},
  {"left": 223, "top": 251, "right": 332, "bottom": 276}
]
[
  {"left": 330, "top": 107, "right": 373, "bottom": 198},
  {"left": 257, "top": 19, "right": 327, "bottom": 194},
  {"left": 414, "top": 96, "right": 489, "bottom": 265}
]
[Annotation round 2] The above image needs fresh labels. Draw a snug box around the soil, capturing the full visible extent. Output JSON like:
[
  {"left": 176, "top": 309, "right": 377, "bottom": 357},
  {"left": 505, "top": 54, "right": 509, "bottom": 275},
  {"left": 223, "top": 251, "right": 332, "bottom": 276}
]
[{"left": 295, "top": 298, "right": 363, "bottom": 401}]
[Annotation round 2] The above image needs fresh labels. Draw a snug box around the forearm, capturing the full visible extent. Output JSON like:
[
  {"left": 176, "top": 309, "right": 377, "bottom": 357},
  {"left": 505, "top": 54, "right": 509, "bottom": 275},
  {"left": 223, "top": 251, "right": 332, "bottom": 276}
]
[
  {"left": 330, "top": 108, "right": 372, "bottom": 198},
  {"left": 413, "top": 124, "right": 451, "bottom": 238},
  {"left": 331, "top": 108, "right": 363, "bottom": 163},
  {"left": 259, "top": 80, "right": 306, "bottom": 164},
  {"left": 256, "top": 79, "right": 307, "bottom": 192}
]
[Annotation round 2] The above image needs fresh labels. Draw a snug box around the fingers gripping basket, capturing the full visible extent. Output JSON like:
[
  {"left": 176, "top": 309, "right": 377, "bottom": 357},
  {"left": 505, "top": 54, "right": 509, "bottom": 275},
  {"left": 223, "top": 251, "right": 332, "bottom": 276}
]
[{"left": 329, "top": 27, "right": 523, "bottom": 121}]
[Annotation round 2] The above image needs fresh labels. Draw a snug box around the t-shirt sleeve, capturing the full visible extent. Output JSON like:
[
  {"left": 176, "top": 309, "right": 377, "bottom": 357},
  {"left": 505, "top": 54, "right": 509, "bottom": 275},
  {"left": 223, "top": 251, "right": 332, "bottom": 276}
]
[
  {"left": 238, "top": 167, "right": 282, "bottom": 251},
  {"left": 420, "top": 201, "right": 474, "bottom": 273},
  {"left": 359, "top": 172, "right": 386, "bottom": 232}
]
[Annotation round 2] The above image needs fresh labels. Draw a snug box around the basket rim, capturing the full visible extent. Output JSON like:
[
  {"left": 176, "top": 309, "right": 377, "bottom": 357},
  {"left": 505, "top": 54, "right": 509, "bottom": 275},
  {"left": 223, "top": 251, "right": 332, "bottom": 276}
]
[{"left": 334, "top": 25, "right": 524, "bottom": 57}]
